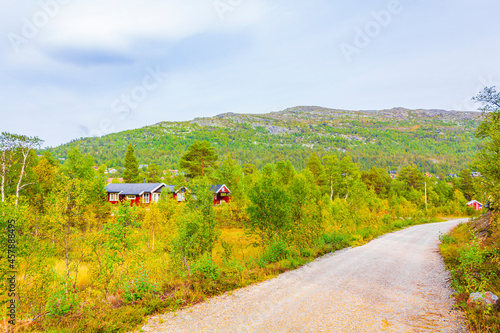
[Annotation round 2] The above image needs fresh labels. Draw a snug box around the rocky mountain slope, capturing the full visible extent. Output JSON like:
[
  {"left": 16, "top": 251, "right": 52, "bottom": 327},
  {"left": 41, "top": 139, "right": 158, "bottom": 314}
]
[{"left": 47, "top": 106, "right": 483, "bottom": 174}]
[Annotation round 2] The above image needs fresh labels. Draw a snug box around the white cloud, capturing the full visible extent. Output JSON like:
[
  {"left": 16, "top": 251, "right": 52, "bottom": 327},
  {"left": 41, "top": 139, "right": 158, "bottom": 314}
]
[{"left": 40, "top": 0, "right": 268, "bottom": 51}]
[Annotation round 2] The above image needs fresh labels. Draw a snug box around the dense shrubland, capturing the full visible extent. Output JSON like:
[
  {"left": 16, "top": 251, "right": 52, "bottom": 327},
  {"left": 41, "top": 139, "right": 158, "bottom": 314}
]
[
  {"left": 0, "top": 131, "right": 479, "bottom": 332},
  {"left": 440, "top": 214, "right": 500, "bottom": 332}
]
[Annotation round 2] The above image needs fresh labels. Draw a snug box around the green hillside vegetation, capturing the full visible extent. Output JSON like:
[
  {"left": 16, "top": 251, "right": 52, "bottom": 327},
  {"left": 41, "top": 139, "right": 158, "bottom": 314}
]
[{"left": 47, "top": 107, "right": 483, "bottom": 175}]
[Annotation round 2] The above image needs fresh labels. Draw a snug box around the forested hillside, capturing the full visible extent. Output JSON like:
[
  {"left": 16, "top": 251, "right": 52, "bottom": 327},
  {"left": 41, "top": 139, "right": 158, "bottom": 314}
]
[{"left": 47, "top": 106, "right": 483, "bottom": 175}]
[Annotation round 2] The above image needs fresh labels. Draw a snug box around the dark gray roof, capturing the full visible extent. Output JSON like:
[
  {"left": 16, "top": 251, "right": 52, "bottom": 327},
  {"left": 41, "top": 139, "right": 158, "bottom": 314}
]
[
  {"left": 163, "top": 185, "right": 191, "bottom": 193},
  {"left": 106, "top": 183, "right": 165, "bottom": 195},
  {"left": 211, "top": 184, "right": 230, "bottom": 193}
]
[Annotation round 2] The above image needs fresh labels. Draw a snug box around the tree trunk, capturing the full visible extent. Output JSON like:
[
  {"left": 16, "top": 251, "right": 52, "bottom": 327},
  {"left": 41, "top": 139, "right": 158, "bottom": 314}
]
[
  {"left": 0, "top": 149, "right": 14, "bottom": 204},
  {"left": 330, "top": 175, "right": 334, "bottom": 201},
  {"left": 182, "top": 252, "right": 191, "bottom": 276},
  {"left": 1, "top": 150, "right": 6, "bottom": 203},
  {"left": 65, "top": 212, "right": 71, "bottom": 282},
  {"left": 15, "top": 150, "right": 29, "bottom": 206},
  {"left": 152, "top": 223, "right": 155, "bottom": 251},
  {"left": 64, "top": 186, "right": 74, "bottom": 284}
]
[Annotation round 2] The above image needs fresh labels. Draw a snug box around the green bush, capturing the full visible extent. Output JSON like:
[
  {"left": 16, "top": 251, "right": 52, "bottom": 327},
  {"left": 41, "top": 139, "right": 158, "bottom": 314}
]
[
  {"left": 123, "top": 272, "right": 158, "bottom": 302},
  {"left": 315, "top": 233, "right": 348, "bottom": 251},
  {"left": 451, "top": 239, "right": 488, "bottom": 294},
  {"left": 300, "top": 247, "right": 313, "bottom": 257},
  {"left": 439, "top": 231, "right": 457, "bottom": 244},
  {"left": 192, "top": 254, "right": 221, "bottom": 281},
  {"left": 358, "top": 228, "right": 374, "bottom": 240},
  {"left": 259, "top": 240, "right": 291, "bottom": 266},
  {"left": 282, "top": 256, "right": 306, "bottom": 270},
  {"left": 390, "top": 219, "right": 405, "bottom": 229},
  {"left": 381, "top": 215, "right": 392, "bottom": 224},
  {"left": 46, "top": 280, "right": 80, "bottom": 317},
  {"left": 321, "top": 233, "right": 346, "bottom": 245}
]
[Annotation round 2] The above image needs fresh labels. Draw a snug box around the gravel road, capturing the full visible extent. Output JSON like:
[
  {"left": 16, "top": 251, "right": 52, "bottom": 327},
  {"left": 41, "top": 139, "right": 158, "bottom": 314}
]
[{"left": 142, "top": 219, "right": 468, "bottom": 332}]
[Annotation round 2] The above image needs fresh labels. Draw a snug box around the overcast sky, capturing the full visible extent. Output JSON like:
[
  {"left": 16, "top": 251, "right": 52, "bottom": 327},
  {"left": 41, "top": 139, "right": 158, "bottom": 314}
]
[{"left": 1, "top": 0, "right": 499, "bottom": 147}]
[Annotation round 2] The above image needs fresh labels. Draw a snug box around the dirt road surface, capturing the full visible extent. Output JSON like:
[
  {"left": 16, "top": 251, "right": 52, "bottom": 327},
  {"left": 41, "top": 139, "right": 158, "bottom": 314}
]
[{"left": 142, "top": 219, "right": 468, "bottom": 332}]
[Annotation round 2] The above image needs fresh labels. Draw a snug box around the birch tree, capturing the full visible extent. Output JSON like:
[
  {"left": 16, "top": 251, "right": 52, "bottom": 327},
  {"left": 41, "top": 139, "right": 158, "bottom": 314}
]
[
  {"left": 0, "top": 133, "right": 16, "bottom": 202},
  {"left": 323, "top": 155, "right": 340, "bottom": 201},
  {"left": 14, "top": 134, "right": 43, "bottom": 205},
  {"left": 0, "top": 132, "right": 42, "bottom": 205}
]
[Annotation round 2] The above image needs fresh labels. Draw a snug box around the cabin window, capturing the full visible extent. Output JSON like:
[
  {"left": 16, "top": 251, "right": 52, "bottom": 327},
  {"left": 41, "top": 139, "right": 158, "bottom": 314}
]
[
  {"left": 220, "top": 193, "right": 227, "bottom": 197},
  {"left": 126, "top": 195, "right": 136, "bottom": 200},
  {"left": 143, "top": 193, "right": 150, "bottom": 204},
  {"left": 152, "top": 193, "right": 160, "bottom": 202},
  {"left": 110, "top": 193, "right": 119, "bottom": 201},
  {"left": 177, "top": 193, "right": 185, "bottom": 202}
]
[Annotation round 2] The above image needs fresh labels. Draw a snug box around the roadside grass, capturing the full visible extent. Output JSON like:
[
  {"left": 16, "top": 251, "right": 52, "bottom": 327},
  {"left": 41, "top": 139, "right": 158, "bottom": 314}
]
[
  {"left": 53, "top": 260, "right": 92, "bottom": 290},
  {"left": 213, "top": 228, "right": 261, "bottom": 264},
  {"left": 28, "top": 215, "right": 444, "bottom": 333},
  {"left": 439, "top": 214, "right": 500, "bottom": 332}
]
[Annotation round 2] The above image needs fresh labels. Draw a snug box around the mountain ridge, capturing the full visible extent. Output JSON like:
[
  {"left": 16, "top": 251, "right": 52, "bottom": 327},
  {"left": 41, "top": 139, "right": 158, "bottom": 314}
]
[
  {"left": 204, "top": 106, "right": 481, "bottom": 120},
  {"left": 47, "top": 106, "right": 483, "bottom": 175}
]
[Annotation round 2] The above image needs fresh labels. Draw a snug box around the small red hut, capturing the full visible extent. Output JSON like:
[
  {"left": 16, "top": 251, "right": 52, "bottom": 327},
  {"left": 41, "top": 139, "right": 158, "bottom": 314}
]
[
  {"left": 467, "top": 200, "right": 483, "bottom": 211},
  {"left": 211, "top": 184, "right": 231, "bottom": 205}
]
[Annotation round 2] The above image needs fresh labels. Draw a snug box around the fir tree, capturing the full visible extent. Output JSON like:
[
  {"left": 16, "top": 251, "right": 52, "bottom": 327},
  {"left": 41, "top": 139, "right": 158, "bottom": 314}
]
[{"left": 123, "top": 144, "right": 139, "bottom": 183}]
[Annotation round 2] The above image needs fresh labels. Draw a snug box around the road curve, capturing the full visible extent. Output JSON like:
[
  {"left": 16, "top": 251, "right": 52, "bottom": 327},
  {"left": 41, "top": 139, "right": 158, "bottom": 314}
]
[{"left": 142, "top": 219, "right": 468, "bottom": 333}]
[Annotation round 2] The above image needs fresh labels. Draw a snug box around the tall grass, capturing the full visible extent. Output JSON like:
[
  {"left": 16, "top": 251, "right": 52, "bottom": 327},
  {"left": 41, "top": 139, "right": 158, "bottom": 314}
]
[{"left": 439, "top": 218, "right": 500, "bottom": 332}]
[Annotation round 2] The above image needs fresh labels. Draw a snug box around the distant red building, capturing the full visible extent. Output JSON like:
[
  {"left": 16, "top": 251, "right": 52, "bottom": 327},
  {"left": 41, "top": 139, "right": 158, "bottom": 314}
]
[
  {"left": 467, "top": 200, "right": 483, "bottom": 210},
  {"left": 212, "top": 184, "right": 231, "bottom": 205},
  {"left": 166, "top": 185, "right": 189, "bottom": 202},
  {"left": 388, "top": 170, "right": 398, "bottom": 179},
  {"left": 105, "top": 183, "right": 230, "bottom": 206}
]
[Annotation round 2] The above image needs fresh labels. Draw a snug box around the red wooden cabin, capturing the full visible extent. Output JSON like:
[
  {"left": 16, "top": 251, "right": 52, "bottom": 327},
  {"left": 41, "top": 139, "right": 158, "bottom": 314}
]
[
  {"left": 106, "top": 183, "right": 230, "bottom": 206},
  {"left": 467, "top": 200, "right": 483, "bottom": 211},
  {"left": 106, "top": 183, "right": 166, "bottom": 206},
  {"left": 165, "top": 185, "right": 189, "bottom": 202},
  {"left": 211, "top": 184, "right": 231, "bottom": 205}
]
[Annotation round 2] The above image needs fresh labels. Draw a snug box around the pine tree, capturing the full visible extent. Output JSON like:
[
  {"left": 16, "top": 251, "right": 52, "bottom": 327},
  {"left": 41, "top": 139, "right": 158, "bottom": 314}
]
[
  {"left": 123, "top": 144, "right": 139, "bottom": 183},
  {"left": 458, "top": 168, "right": 475, "bottom": 201},
  {"left": 398, "top": 166, "right": 425, "bottom": 191},
  {"left": 145, "top": 163, "right": 162, "bottom": 183},
  {"left": 179, "top": 140, "right": 218, "bottom": 179},
  {"left": 276, "top": 160, "right": 295, "bottom": 185},
  {"left": 306, "top": 153, "right": 325, "bottom": 187},
  {"left": 361, "top": 167, "right": 392, "bottom": 199}
]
